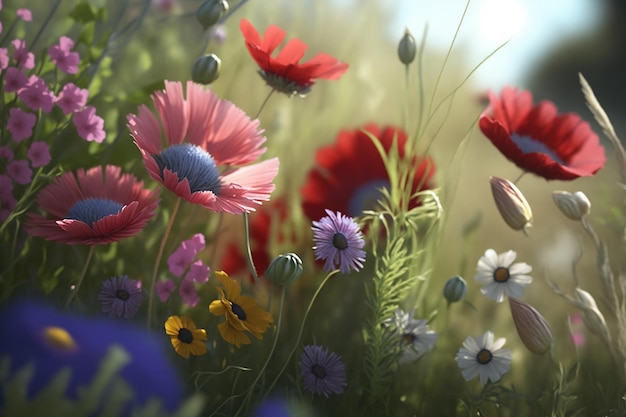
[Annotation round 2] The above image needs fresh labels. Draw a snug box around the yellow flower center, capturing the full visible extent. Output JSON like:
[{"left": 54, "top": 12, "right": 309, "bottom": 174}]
[
  {"left": 476, "top": 348, "right": 493, "bottom": 364},
  {"left": 493, "top": 267, "right": 510, "bottom": 283},
  {"left": 42, "top": 326, "right": 77, "bottom": 352}
]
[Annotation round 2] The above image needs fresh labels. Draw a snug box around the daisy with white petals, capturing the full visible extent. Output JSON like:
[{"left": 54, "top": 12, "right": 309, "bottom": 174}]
[
  {"left": 474, "top": 249, "right": 532, "bottom": 302},
  {"left": 456, "top": 331, "right": 511, "bottom": 384},
  {"left": 383, "top": 309, "right": 438, "bottom": 363}
]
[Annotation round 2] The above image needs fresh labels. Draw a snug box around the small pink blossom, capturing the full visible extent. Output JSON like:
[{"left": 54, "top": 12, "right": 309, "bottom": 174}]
[
  {"left": 186, "top": 233, "right": 206, "bottom": 252},
  {"left": 167, "top": 245, "right": 197, "bottom": 277},
  {"left": 55, "top": 82, "right": 88, "bottom": 114},
  {"left": 0, "top": 48, "right": 8, "bottom": 72},
  {"left": 11, "top": 39, "right": 34, "bottom": 69},
  {"left": 7, "top": 107, "right": 36, "bottom": 142},
  {"left": 156, "top": 279, "right": 176, "bottom": 302},
  {"left": 185, "top": 260, "right": 210, "bottom": 283},
  {"left": 48, "top": 36, "right": 79, "bottom": 74},
  {"left": 0, "top": 146, "right": 14, "bottom": 161},
  {"left": 4, "top": 67, "right": 28, "bottom": 92},
  {"left": 16, "top": 9, "right": 32, "bottom": 21},
  {"left": 73, "top": 105, "right": 105, "bottom": 142},
  {"left": 0, "top": 174, "right": 13, "bottom": 197},
  {"left": 18, "top": 76, "right": 55, "bottom": 112},
  {"left": 27, "top": 141, "right": 51, "bottom": 167},
  {"left": 179, "top": 277, "right": 200, "bottom": 307},
  {"left": 7, "top": 160, "right": 32, "bottom": 185}
]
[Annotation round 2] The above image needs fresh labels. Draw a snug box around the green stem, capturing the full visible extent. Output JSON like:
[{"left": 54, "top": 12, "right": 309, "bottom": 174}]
[
  {"left": 254, "top": 89, "right": 276, "bottom": 119},
  {"left": 243, "top": 212, "right": 259, "bottom": 283},
  {"left": 65, "top": 245, "right": 96, "bottom": 308},
  {"left": 235, "top": 285, "right": 287, "bottom": 417},
  {"left": 30, "top": 0, "right": 63, "bottom": 49},
  {"left": 147, "top": 197, "right": 182, "bottom": 329},
  {"left": 263, "top": 270, "right": 339, "bottom": 397}
]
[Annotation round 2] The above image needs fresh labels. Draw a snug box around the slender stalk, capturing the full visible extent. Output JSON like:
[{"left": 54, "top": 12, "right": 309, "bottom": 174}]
[
  {"left": 235, "top": 286, "right": 287, "bottom": 417},
  {"left": 254, "top": 89, "right": 276, "bottom": 119},
  {"left": 147, "top": 197, "right": 182, "bottom": 329},
  {"left": 243, "top": 212, "right": 259, "bottom": 283},
  {"left": 263, "top": 270, "right": 339, "bottom": 397},
  {"left": 30, "top": 0, "right": 63, "bottom": 49},
  {"left": 65, "top": 245, "right": 96, "bottom": 308}
]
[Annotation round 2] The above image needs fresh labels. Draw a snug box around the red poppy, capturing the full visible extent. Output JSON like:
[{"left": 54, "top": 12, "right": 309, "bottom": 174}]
[
  {"left": 300, "top": 124, "right": 436, "bottom": 222},
  {"left": 479, "top": 87, "right": 606, "bottom": 180},
  {"left": 26, "top": 165, "right": 159, "bottom": 245},
  {"left": 240, "top": 18, "right": 348, "bottom": 96}
]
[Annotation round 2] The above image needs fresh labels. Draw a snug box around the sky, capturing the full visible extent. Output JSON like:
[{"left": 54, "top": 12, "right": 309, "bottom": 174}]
[{"left": 391, "top": 0, "right": 604, "bottom": 89}]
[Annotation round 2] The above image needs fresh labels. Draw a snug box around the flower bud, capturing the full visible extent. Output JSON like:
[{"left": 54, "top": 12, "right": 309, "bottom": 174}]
[
  {"left": 443, "top": 275, "right": 467, "bottom": 303},
  {"left": 575, "top": 288, "right": 609, "bottom": 338},
  {"left": 191, "top": 54, "right": 221, "bottom": 85},
  {"left": 397, "top": 28, "right": 417, "bottom": 65},
  {"left": 265, "top": 253, "right": 303, "bottom": 285},
  {"left": 552, "top": 191, "right": 591, "bottom": 221},
  {"left": 508, "top": 297, "right": 554, "bottom": 355},
  {"left": 196, "top": 0, "right": 229, "bottom": 30},
  {"left": 490, "top": 176, "right": 533, "bottom": 232}
]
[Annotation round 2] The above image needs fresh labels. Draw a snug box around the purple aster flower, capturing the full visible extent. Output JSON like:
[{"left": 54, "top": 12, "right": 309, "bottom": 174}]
[
  {"left": 99, "top": 276, "right": 143, "bottom": 319},
  {"left": 299, "top": 345, "right": 347, "bottom": 397},
  {"left": 312, "top": 209, "right": 365, "bottom": 274}
]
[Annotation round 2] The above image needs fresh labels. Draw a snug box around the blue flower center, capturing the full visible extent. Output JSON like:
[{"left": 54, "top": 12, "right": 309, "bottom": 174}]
[
  {"left": 332, "top": 233, "right": 348, "bottom": 250},
  {"left": 348, "top": 179, "right": 390, "bottom": 217},
  {"left": 67, "top": 198, "right": 124, "bottom": 227},
  {"left": 116, "top": 289, "right": 130, "bottom": 301},
  {"left": 153, "top": 143, "right": 222, "bottom": 194},
  {"left": 311, "top": 364, "right": 327, "bottom": 379},
  {"left": 511, "top": 133, "right": 566, "bottom": 165}
]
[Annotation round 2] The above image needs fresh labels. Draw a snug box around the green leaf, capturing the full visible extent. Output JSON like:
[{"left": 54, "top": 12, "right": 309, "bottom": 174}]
[{"left": 70, "top": 2, "right": 98, "bottom": 24}]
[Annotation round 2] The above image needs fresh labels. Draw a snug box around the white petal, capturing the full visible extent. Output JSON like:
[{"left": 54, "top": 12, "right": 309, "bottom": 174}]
[
  {"left": 509, "top": 262, "right": 532, "bottom": 275},
  {"left": 498, "top": 250, "right": 517, "bottom": 267}
]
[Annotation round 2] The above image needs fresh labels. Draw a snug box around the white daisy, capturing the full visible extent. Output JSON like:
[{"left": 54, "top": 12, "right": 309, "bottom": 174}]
[
  {"left": 383, "top": 309, "right": 438, "bottom": 363},
  {"left": 455, "top": 331, "right": 511, "bottom": 384},
  {"left": 474, "top": 249, "right": 532, "bottom": 302}
]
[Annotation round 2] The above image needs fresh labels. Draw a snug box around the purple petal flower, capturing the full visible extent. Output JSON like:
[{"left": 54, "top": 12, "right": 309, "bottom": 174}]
[
  {"left": 312, "top": 209, "right": 365, "bottom": 274},
  {"left": 98, "top": 276, "right": 143, "bottom": 319},
  {"left": 299, "top": 345, "right": 347, "bottom": 397}
]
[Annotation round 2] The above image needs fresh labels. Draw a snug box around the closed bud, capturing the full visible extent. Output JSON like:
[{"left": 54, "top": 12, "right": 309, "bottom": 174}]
[
  {"left": 552, "top": 191, "right": 591, "bottom": 221},
  {"left": 265, "top": 253, "right": 303, "bottom": 285},
  {"left": 509, "top": 297, "right": 554, "bottom": 355},
  {"left": 196, "top": 0, "right": 229, "bottom": 30},
  {"left": 575, "top": 288, "right": 609, "bottom": 338},
  {"left": 191, "top": 54, "right": 221, "bottom": 85},
  {"left": 443, "top": 275, "right": 467, "bottom": 303},
  {"left": 490, "top": 176, "right": 533, "bottom": 233},
  {"left": 397, "top": 28, "right": 417, "bottom": 65}
]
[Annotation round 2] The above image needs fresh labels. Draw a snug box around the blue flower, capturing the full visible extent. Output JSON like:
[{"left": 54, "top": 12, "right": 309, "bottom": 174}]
[
  {"left": 312, "top": 209, "right": 366, "bottom": 274},
  {"left": 0, "top": 300, "right": 183, "bottom": 414}
]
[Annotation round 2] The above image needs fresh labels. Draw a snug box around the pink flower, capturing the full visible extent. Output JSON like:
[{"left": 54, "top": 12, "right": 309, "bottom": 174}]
[
  {"left": 186, "top": 233, "right": 206, "bottom": 252},
  {"left": 156, "top": 279, "right": 176, "bottom": 302},
  {"left": 167, "top": 233, "right": 206, "bottom": 277},
  {"left": 7, "top": 160, "right": 32, "bottom": 185},
  {"left": 11, "top": 39, "right": 34, "bottom": 69},
  {"left": 27, "top": 141, "right": 51, "bottom": 167},
  {"left": 48, "top": 36, "right": 79, "bottom": 74},
  {"left": 0, "top": 48, "right": 8, "bottom": 72},
  {"left": 18, "top": 76, "right": 55, "bottom": 112},
  {"left": 185, "top": 259, "right": 209, "bottom": 284},
  {"left": 4, "top": 67, "right": 28, "bottom": 92},
  {"left": 7, "top": 107, "right": 36, "bottom": 142},
  {"left": 16, "top": 9, "right": 32, "bottom": 21},
  {"left": 55, "top": 82, "right": 88, "bottom": 114},
  {"left": 73, "top": 105, "right": 105, "bottom": 142},
  {"left": 127, "top": 81, "right": 279, "bottom": 214},
  {"left": 179, "top": 277, "right": 200, "bottom": 307},
  {"left": 0, "top": 146, "right": 14, "bottom": 161},
  {"left": 0, "top": 174, "right": 13, "bottom": 197}
]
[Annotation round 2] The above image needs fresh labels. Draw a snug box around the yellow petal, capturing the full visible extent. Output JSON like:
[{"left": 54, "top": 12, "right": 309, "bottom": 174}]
[
  {"left": 217, "top": 321, "right": 251, "bottom": 348},
  {"left": 164, "top": 316, "right": 183, "bottom": 336},
  {"left": 215, "top": 271, "right": 241, "bottom": 299}
]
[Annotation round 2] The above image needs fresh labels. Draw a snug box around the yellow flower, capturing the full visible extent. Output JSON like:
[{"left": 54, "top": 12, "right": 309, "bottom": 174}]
[
  {"left": 209, "top": 271, "right": 273, "bottom": 348},
  {"left": 164, "top": 315, "right": 208, "bottom": 359}
]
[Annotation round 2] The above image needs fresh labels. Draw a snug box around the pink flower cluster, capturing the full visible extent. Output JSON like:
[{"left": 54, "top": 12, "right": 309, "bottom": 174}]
[{"left": 157, "top": 234, "right": 210, "bottom": 307}]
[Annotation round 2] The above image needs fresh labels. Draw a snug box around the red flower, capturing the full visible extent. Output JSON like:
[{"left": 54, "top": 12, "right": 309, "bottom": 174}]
[
  {"left": 479, "top": 87, "right": 606, "bottom": 180},
  {"left": 301, "top": 124, "right": 436, "bottom": 222},
  {"left": 240, "top": 18, "right": 348, "bottom": 96},
  {"left": 26, "top": 165, "right": 159, "bottom": 245}
]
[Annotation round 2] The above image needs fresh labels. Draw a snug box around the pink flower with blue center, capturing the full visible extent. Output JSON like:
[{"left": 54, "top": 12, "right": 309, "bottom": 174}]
[
  {"left": 127, "top": 81, "right": 279, "bottom": 214},
  {"left": 312, "top": 209, "right": 365, "bottom": 274}
]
